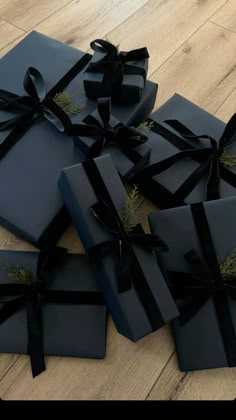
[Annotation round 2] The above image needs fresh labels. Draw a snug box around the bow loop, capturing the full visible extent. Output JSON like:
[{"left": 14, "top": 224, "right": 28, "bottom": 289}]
[{"left": 24, "top": 67, "right": 46, "bottom": 102}]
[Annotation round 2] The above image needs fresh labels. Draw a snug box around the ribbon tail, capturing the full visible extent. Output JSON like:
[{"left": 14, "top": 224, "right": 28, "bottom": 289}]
[
  {"left": 118, "top": 243, "right": 133, "bottom": 293},
  {"left": 26, "top": 301, "right": 45, "bottom": 378},
  {"left": 206, "top": 158, "right": 221, "bottom": 200}
]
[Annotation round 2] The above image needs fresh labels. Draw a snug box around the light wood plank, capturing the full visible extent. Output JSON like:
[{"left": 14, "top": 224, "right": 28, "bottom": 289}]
[
  {"left": 211, "top": 0, "right": 236, "bottom": 33},
  {"left": 106, "top": 0, "right": 227, "bottom": 75},
  {"left": 34, "top": 0, "right": 150, "bottom": 51},
  {"left": 171, "top": 368, "right": 236, "bottom": 400},
  {"left": 0, "top": 0, "right": 71, "bottom": 31},
  {"left": 0, "top": 321, "right": 174, "bottom": 400},
  {"left": 0, "top": 19, "right": 24, "bottom": 50},
  {"left": 151, "top": 22, "right": 236, "bottom": 113},
  {"left": 215, "top": 89, "right": 236, "bottom": 121},
  {"left": 147, "top": 353, "right": 186, "bottom": 400}
]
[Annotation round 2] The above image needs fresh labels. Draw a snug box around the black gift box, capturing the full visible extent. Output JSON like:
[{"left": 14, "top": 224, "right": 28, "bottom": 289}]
[
  {"left": 0, "top": 31, "right": 157, "bottom": 247},
  {"left": 84, "top": 39, "right": 149, "bottom": 103},
  {"left": 73, "top": 97, "right": 151, "bottom": 179},
  {"left": 133, "top": 94, "right": 236, "bottom": 209},
  {"left": 0, "top": 249, "right": 107, "bottom": 376},
  {"left": 149, "top": 197, "right": 236, "bottom": 371},
  {"left": 58, "top": 155, "right": 178, "bottom": 342}
]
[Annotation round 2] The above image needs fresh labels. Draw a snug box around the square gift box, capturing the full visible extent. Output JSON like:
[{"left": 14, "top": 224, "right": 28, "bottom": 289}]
[
  {"left": 84, "top": 39, "right": 149, "bottom": 103},
  {"left": 0, "top": 248, "right": 107, "bottom": 377},
  {"left": 0, "top": 31, "right": 157, "bottom": 247},
  {"left": 133, "top": 94, "right": 236, "bottom": 209},
  {"left": 58, "top": 154, "right": 178, "bottom": 342},
  {"left": 149, "top": 197, "right": 236, "bottom": 371}
]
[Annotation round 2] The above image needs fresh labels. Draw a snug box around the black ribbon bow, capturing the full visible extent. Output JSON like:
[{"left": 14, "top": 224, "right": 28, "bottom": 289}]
[
  {"left": 69, "top": 97, "right": 147, "bottom": 163},
  {"left": 83, "top": 159, "right": 168, "bottom": 330},
  {"left": 0, "top": 247, "right": 104, "bottom": 377},
  {"left": 135, "top": 115, "right": 236, "bottom": 203},
  {"left": 167, "top": 203, "right": 236, "bottom": 366},
  {"left": 0, "top": 53, "right": 91, "bottom": 161},
  {"left": 85, "top": 39, "right": 149, "bottom": 98}
]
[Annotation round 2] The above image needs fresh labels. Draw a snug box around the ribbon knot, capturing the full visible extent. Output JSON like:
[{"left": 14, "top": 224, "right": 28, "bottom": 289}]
[{"left": 69, "top": 97, "right": 147, "bottom": 163}]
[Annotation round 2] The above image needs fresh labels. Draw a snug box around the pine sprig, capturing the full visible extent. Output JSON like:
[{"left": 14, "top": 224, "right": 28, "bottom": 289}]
[
  {"left": 4, "top": 262, "right": 32, "bottom": 285},
  {"left": 219, "top": 249, "right": 236, "bottom": 279},
  {"left": 120, "top": 185, "right": 140, "bottom": 233},
  {"left": 53, "top": 90, "right": 84, "bottom": 115},
  {"left": 137, "top": 120, "right": 154, "bottom": 135},
  {"left": 220, "top": 150, "right": 236, "bottom": 167}
]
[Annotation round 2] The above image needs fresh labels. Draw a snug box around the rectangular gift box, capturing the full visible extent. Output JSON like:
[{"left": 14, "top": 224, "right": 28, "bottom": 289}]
[
  {"left": 83, "top": 42, "right": 148, "bottom": 103},
  {"left": 0, "top": 31, "right": 157, "bottom": 247},
  {"left": 73, "top": 99, "right": 151, "bottom": 179},
  {"left": 149, "top": 197, "right": 236, "bottom": 371},
  {"left": 58, "top": 154, "right": 178, "bottom": 342},
  {"left": 0, "top": 250, "right": 107, "bottom": 361},
  {"left": 133, "top": 94, "right": 236, "bottom": 209}
]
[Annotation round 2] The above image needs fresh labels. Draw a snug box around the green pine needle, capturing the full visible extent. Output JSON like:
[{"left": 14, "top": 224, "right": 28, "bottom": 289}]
[
  {"left": 137, "top": 120, "right": 154, "bottom": 135},
  {"left": 219, "top": 150, "right": 236, "bottom": 167},
  {"left": 53, "top": 90, "right": 84, "bottom": 115},
  {"left": 4, "top": 262, "right": 32, "bottom": 285},
  {"left": 219, "top": 249, "right": 236, "bottom": 278},
  {"left": 120, "top": 185, "right": 140, "bottom": 233}
]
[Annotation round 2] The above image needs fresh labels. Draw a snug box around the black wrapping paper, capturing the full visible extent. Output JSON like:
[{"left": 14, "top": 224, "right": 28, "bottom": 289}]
[
  {"left": 58, "top": 154, "right": 178, "bottom": 342},
  {"left": 149, "top": 197, "right": 236, "bottom": 371},
  {"left": 133, "top": 94, "right": 236, "bottom": 209},
  {"left": 0, "top": 31, "right": 157, "bottom": 246},
  {"left": 0, "top": 250, "right": 107, "bottom": 359}
]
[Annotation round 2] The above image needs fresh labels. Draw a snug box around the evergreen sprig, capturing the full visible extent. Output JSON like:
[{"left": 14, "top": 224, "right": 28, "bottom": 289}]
[
  {"left": 53, "top": 90, "right": 84, "bottom": 115},
  {"left": 219, "top": 249, "right": 236, "bottom": 279},
  {"left": 120, "top": 185, "right": 140, "bottom": 233},
  {"left": 220, "top": 150, "right": 236, "bottom": 167},
  {"left": 4, "top": 262, "right": 32, "bottom": 285},
  {"left": 137, "top": 120, "right": 154, "bottom": 135}
]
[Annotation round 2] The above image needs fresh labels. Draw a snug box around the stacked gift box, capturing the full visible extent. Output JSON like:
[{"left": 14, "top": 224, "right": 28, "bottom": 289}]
[{"left": 0, "top": 31, "right": 236, "bottom": 378}]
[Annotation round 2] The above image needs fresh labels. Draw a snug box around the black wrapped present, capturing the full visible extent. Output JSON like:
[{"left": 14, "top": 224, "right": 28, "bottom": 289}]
[
  {"left": 0, "top": 247, "right": 107, "bottom": 378},
  {"left": 72, "top": 97, "right": 151, "bottom": 179},
  {"left": 58, "top": 155, "right": 178, "bottom": 342},
  {"left": 84, "top": 39, "right": 149, "bottom": 103},
  {"left": 133, "top": 94, "right": 236, "bottom": 209},
  {"left": 149, "top": 197, "right": 236, "bottom": 371},
  {"left": 0, "top": 31, "right": 157, "bottom": 247}
]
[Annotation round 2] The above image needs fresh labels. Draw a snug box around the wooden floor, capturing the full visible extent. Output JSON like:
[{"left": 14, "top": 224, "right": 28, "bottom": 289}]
[{"left": 0, "top": 0, "right": 236, "bottom": 401}]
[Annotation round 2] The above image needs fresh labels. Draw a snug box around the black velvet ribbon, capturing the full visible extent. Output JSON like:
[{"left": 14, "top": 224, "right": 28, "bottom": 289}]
[
  {"left": 135, "top": 115, "right": 236, "bottom": 202},
  {"left": 0, "top": 247, "right": 104, "bottom": 378},
  {"left": 0, "top": 54, "right": 91, "bottom": 161},
  {"left": 83, "top": 158, "right": 168, "bottom": 330},
  {"left": 69, "top": 97, "right": 148, "bottom": 166},
  {"left": 167, "top": 203, "right": 236, "bottom": 366},
  {"left": 85, "top": 39, "right": 149, "bottom": 98}
]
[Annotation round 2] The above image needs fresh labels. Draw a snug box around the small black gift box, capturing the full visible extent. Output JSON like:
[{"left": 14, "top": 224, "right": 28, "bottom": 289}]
[
  {"left": 58, "top": 155, "right": 178, "bottom": 342},
  {"left": 133, "top": 94, "right": 236, "bottom": 209},
  {"left": 84, "top": 39, "right": 149, "bottom": 103},
  {"left": 0, "top": 248, "right": 107, "bottom": 378},
  {"left": 72, "top": 97, "right": 151, "bottom": 179},
  {"left": 149, "top": 197, "right": 236, "bottom": 371},
  {"left": 0, "top": 31, "right": 157, "bottom": 247}
]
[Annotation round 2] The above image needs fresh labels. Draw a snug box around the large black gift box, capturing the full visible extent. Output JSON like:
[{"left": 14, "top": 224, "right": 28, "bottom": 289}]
[
  {"left": 58, "top": 154, "right": 178, "bottom": 342},
  {"left": 83, "top": 39, "right": 149, "bottom": 103},
  {"left": 0, "top": 31, "right": 157, "bottom": 247},
  {"left": 0, "top": 249, "right": 107, "bottom": 377},
  {"left": 149, "top": 197, "right": 236, "bottom": 371},
  {"left": 133, "top": 94, "right": 236, "bottom": 209}
]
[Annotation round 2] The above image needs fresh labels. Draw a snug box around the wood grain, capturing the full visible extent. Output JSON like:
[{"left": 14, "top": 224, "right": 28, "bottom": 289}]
[
  {"left": 100, "top": 0, "right": 228, "bottom": 75},
  {"left": 215, "top": 89, "right": 236, "bottom": 121},
  {"left": 211, "top": 0, "right": 236, "bottom": 33},
  {"left": 34, "top": 0, "right": 150, "bottom": 51},
  {"left": 151, "top": 22, "right": 236, "bottom": 113},
  {"left": 0, "top": 19, "right": 24, "bottom": 49},
  {"left": 0, "top": 0, "right": 72, "bottom": 31}
]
